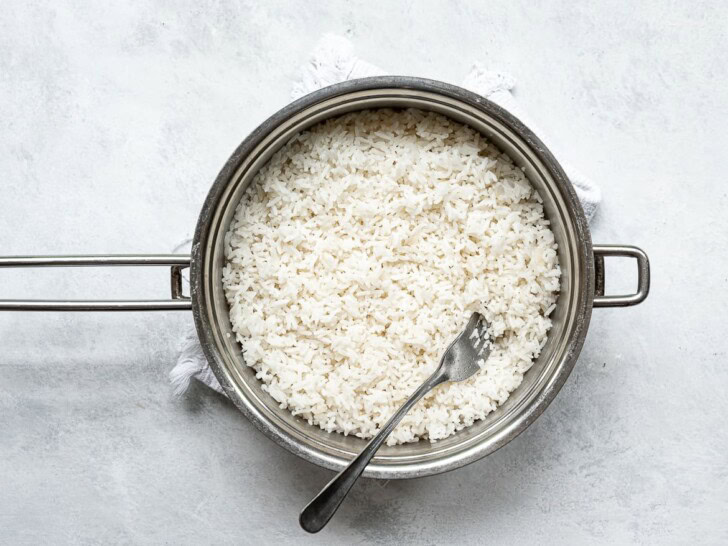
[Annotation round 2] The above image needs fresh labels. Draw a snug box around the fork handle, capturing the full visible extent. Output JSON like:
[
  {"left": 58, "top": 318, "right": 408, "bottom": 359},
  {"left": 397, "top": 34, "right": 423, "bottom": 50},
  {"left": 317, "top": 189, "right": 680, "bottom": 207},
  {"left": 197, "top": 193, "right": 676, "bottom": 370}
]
[{"left": 299, "top": 370, "right": 446, "bottom": 533}]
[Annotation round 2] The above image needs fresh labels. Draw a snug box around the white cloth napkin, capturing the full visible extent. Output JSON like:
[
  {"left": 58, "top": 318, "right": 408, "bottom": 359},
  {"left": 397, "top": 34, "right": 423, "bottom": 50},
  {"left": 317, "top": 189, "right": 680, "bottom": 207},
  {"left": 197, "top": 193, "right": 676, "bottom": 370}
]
[{"left": 169, "top": 34, "right": 601, "bottom": 396}]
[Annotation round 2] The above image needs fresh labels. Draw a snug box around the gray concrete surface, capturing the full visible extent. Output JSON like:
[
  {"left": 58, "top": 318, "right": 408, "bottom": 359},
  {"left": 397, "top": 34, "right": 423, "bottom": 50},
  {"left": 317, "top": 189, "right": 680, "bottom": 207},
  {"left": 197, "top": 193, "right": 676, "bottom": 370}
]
[{"left": 1, "top": 1, "right": 727, "bottom": 544}]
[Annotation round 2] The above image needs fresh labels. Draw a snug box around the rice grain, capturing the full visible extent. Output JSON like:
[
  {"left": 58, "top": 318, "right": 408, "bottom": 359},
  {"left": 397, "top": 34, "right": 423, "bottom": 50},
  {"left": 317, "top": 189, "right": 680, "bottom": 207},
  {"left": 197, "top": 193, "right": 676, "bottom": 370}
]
[{"left": 222, "top": 108, "right": 560, "bottom": 445}]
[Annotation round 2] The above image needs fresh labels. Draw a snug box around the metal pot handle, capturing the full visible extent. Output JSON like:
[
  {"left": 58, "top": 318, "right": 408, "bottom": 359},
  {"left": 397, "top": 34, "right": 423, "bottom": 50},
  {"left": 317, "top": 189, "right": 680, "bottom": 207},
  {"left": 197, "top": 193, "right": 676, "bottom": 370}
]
[
  {"left": 593, "top": 245, "right": 650, "bottom": 308},
  {"left": 0, "top": 255, "right": 191, "bottom": 311},
  {"left": 0, "top": 247, "right": 650, "bottom": 310}
]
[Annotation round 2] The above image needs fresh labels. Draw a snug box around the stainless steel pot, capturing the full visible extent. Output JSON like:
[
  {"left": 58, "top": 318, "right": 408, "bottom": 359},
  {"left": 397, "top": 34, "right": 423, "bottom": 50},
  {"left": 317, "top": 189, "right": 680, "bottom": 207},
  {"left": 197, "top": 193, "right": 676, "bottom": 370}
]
[{"left": 0, "top": 77, "right": 649, "bottom": 479}]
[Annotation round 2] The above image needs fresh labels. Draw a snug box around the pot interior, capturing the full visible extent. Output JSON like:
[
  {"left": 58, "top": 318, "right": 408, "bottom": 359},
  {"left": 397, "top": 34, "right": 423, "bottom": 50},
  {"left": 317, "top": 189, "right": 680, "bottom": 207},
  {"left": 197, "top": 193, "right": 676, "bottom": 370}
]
[{"left": 194, "top": 81, "right": 592, "bottom": 478}]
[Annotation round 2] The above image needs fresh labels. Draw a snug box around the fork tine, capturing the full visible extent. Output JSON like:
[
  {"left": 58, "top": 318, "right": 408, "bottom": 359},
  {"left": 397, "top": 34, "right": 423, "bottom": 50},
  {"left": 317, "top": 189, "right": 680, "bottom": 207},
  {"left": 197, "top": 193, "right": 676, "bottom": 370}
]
[{"left": 465, "top": 311, "right": 481, "bottom": 332}]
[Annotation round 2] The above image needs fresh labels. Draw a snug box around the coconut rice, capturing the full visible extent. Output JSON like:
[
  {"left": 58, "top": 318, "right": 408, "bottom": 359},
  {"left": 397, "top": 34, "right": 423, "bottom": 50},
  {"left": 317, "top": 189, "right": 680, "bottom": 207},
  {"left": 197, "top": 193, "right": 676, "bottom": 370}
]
[{"left": 222, "top": 108, "right": 560, "bottom": 445}]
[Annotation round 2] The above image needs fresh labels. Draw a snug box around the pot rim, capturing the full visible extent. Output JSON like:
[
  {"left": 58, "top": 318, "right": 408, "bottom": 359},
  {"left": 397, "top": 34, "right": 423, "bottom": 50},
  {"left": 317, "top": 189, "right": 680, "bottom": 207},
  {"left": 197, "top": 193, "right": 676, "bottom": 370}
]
[{"left": 190, "top": 76, "right": 594, "bottom": 478}]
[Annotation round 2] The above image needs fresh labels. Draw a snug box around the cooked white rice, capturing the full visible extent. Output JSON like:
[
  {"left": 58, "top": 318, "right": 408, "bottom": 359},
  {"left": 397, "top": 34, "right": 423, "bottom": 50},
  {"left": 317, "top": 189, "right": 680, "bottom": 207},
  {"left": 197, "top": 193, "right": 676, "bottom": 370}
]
[{"left": 222, "top": 108, "right": 560, "bottom": 445}]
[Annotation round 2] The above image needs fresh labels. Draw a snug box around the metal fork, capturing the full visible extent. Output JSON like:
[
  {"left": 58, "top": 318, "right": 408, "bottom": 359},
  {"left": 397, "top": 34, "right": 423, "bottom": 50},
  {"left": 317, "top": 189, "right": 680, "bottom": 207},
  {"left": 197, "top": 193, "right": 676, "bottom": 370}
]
[{"left": 299, "top": 312, "right": 491, "bottom": 533}]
